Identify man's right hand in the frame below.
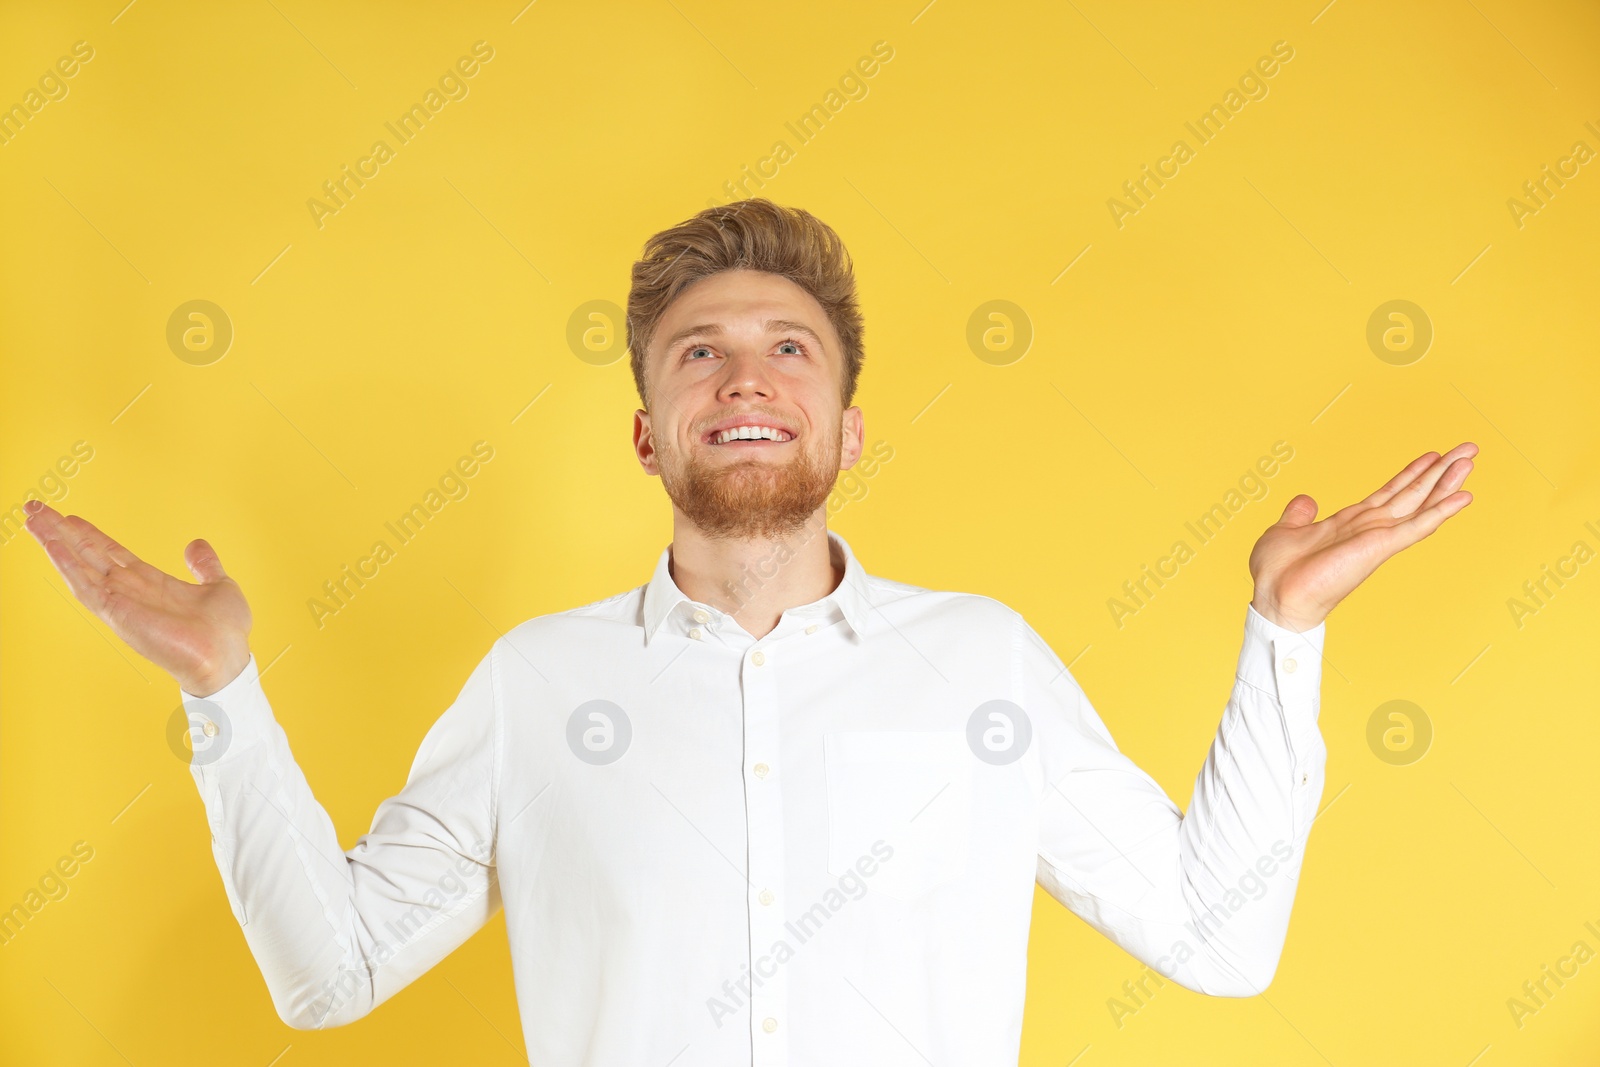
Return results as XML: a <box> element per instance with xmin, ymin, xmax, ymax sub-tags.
<box><xmin>23</xmin><ymin>500</ymin><xmax>252</xmax><ymax>697</ymax></box>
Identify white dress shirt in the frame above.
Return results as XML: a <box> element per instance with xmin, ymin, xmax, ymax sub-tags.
<box><xmin>180</xmin><ymin>528</ymin><xmax>1327</xmax><ymax>1065</ymax></box>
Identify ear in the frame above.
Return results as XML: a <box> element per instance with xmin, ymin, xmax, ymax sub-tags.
<box><xmin>838</xmin><ymin>404</ymin><xmax>865</xmax><ymax>470</ymax></box>
<box><xmin>633</xmin><ymin>408</ymin><xmax>661</xmax><ymax>476</ymax></box>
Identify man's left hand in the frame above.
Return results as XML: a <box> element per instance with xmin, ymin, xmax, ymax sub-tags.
<box><xmin>1248</xmin><ymin>442</ymin><xmax>1478</xmax><ymax>632</ymax></box>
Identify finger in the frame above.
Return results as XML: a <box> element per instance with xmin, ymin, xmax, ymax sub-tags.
<box><xmin>27</xmin><ymin>510</ymin><xmax>112</xmax><ymax>575</ymax></box>
<box><xmin>57</xmin><ymin>514</ymin><xmax>171</xmax><ymax>588</ymax></box>
<box><xmin>28</xmin><ymin>503</ymin><xmax>166</xmax><ymax>592</ymax></box>
<box><xmin>35</xmin><ymin>526</ymin><xmax>112</xmax><ymax>612</ymax></box>
<box><xmin>23</xmin><ymin>503</ymin><xmax>97</xmax><ymax>575</ymax></box>
<box><xmin>1417</xmin><ymin>456</ymin><xmax>1474</xmax><ymax>512</ymax></box>
<box><xmin>184</xmin><ymin>538</ymin><xmax>229</xmax><ymax>584</ymax></box>
<box><xmin>1386</xmin><ymin>443</ymin><xmax>1479</xmax><ymax>518</ymax></box>
<box><xmin>1272</xmin><ymin>493</ymin><xmax>1319</xmax><ymax>529</ymax></box>
<box><xmin>22</xmin><ymin>499</ymin><xmax>67</xmax><ymax>539</ymax></box>
<box><xmin>1392</xmin><ymin>489</ymin><xmax>1473</xmax><ymax>548</ymax></box>
<box><xmin>60</xmin><ymin>514</ymin><xmax>135</xmax><ymax>573</ymax></box>
<box><xmin>1364</xmin><ymin>451</ymin><xmax>1440</xmax><ymax>508</ymax></box>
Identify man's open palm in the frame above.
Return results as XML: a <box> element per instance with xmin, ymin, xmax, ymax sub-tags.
<box><xmin>23</xmin><ymin>501</ymin><xmax>251</xmax><ymax>697</ymax></box>
<box><xmin>1249</xmin><ymin>442</ymin><xmax>1478</xmax><ymax>632</ymax></box>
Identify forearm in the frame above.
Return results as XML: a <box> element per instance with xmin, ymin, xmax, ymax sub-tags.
<box><xmin>1171</xmin><ymin>610</ymin><xmax>1328</xmax><ymax>993</ymax></box>
<box><xmin>1032</xmin><ymin>604</ymin><xmax>1327</xmax><ymax>996</ymax></box>
<box><xmin>184</xmin><ymin>654</ymin><xmax>383</xmax><ymax>1028</ymax></box>
<box><xmin>183</xmin><ymin>644</ymin><xmax>503</xmax><ymax>1028</ymax></box>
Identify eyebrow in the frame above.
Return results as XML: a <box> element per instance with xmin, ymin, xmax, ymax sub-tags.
<box><xmin>661</xmin><ymin>318</ymin><xmax>826</xmax><ymax>354</ymax></box>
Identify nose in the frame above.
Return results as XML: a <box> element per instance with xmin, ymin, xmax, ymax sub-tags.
<box><xmin>716</xmin><ymin>349</ymin><xmax>776</xmax><ymax>402</ymax></box>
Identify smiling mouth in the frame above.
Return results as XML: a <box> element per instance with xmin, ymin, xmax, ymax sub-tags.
<box><xmin>704</xmin><ymin>426</ymin><xmax>797</xmax><ymax>447</ymax></box>
<box><xmin>709</xmin><ymin>437</ymin><xmax>794</xmax><ymax>448</ymax></box>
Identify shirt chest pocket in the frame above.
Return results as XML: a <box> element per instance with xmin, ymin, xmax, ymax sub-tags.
<box><xmin>823</xmin><ymin>731</ymin><xmax>972</xmax><ymax>903</ymax></box>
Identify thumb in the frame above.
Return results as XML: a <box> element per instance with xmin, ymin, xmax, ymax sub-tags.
<box><xmin>1275</xmin><ymin>493</ymin><xmax>1318</xmax><ymax>529</ymax></box>
<box><xmin>184</xmin><ymin>538</ymin><xmax>229</xmax><ymax>584</ymax></box>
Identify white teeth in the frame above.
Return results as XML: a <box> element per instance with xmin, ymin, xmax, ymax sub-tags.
<box><xmin>712</xmin><ymin>425</ymin><xmax>791</xmax><ymax>444</ymax></box>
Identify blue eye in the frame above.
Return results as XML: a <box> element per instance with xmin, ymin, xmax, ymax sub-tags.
<box><xmin>681</xmin><ymin>339</ymin><xmax>807</xmax><ymax>360</ymax></box>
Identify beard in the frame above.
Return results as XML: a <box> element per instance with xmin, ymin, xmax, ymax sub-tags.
<box><xmin>658</xmin><ymin>428</ymin><xmax>840</xmax><ymax>542</ymax></box>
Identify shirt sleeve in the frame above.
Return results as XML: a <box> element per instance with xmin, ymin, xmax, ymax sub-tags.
<box><xmin>179</xmin><ymin>641</ymin><xmax>503</xmax><ymax>1029</ymax></box>
<box><xmin>1029</xmin><ymin>603</ymin><xmax>1327</xmax><ymax>996</ymax></box>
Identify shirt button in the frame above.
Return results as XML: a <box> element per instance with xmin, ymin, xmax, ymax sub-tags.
<box><xmin>759</xmin><ymin>889</ymin><xmax>775</xmax><ymax>905</ymax></box>
<box><xmin>1300</xmin><ymin>772</ymin><xmax>1309</xmax><ymax>785</ymax></box>
<box><xmin>751</xmin><ymin>650</ymin><xmax>766</xmax><ymax>667</ymax></box>
<box><xmin>202</xmin><ymin>720</ymin><xmax>219</xmax><ymax>737</ymax></box>
<box><xmin>753</xmin><ymin>762</ymin><xmax>769</xmax><ymax>778</ymax></box>
<box><xmin>692</xmin><ymin>609</ymin><xmax>710</xmax><ymax>624</ymax></box>
<box><xmin>762</xmin><ymin>1017</ymin><xmax>778</xmax><ymax>1033</ymax></box>
<box><xmin>1283</xmin><ymin>657</ymin><xmax>1298</xmax><ymax>673</ymax></box>
<box><xmin>689</xmin><ymin>628</ymin><xmax>702</xmax><ymax>640</ymax></box>
<box><xmin>805</xmin><ymin>624</ymin><xmax>818</xmax><ymax>635</ymax></box>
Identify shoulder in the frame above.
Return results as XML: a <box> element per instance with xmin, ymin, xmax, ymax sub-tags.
<box><xmin>495</xmin><ymin>584</ymin><xmax>646</xmax><ymax>654</ymax></box>
<box><xmin>862</xmin><ymin>571</ymin><xmax>1025</xmax><ymax>635</ymax></box>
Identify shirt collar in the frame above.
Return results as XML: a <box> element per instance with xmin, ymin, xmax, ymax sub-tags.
<box><xmin>641</xmin><ymin>528</ymin><xmax>875</xmax><ymax>645</ymax></box>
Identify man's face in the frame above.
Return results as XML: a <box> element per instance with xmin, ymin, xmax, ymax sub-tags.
<box><xmin>633</xmin><ymin>269</ymin><xmax>863</xmax><ymax>541</ymax></box>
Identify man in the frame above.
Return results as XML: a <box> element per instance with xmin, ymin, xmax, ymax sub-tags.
<box><xmin>25</xmin><ymin>198</ymin><xmax>1476</xmax><ymax>1064</ymax></box>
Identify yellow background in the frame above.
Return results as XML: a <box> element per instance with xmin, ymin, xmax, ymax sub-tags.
<box><xmin>2</xmin><ymin>0</ymin><xmax>1597</xmax><ymax>1063</ymax></box>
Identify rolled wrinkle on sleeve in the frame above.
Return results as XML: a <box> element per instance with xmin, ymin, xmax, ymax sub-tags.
<box><xmin>181</xmin><ymin>642</ymin><xmax>503</xmax><ymax>1028</ymax></box>
<box><xmin>1028</xmin><ymin>605</ymin><xmax>1327</xmax><ymax>996</ymax></box>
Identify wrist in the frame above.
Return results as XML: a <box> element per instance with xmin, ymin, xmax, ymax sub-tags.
<box><xmin>1249</xmin><ymin>595</ymin><xmax>1323</xmax><ymax>633</ymax></box>
<box><xmin>180</xmin><ymin>648</ymin><xmax>251</xmax><ymax>698</ymax></box>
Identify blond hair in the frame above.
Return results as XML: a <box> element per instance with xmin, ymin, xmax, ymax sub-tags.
<box><xmin>626</xmin><ymin>198</ymin><xmax>864</xmax><ymax>409</ymax></box>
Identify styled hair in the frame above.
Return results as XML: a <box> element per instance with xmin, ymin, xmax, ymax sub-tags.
<box><xmin>626</xmin><ymin>198</ymin><xmax>864</xmax><ymax>411</ymax></box>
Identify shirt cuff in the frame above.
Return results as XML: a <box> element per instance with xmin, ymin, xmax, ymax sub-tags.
<box><xmin>1236</xmin><ymin>602</ymin><xmax>1326</xmax><ymax>710</ymax></box>
<box><xmin>178</xmin><ymin>653</ymin><xmax>276</xmax><ymax>767</ymax></box>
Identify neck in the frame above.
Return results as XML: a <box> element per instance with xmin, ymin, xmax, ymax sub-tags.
<box><xmin>666</xmin><ymin>507</ymin><xmax>840</xmax><ymax>640</ymax></box>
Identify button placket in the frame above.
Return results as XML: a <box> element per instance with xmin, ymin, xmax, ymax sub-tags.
<box><xmin>742</xmin><ymin>643</ymin><xmax>787</xmax><ymax>1063</ymax></box>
